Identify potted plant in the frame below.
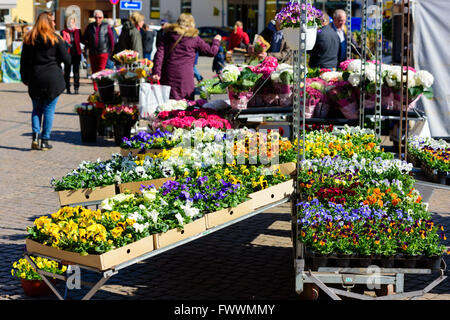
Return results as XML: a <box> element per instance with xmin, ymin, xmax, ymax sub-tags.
<box><xmin>100</xmin><ymin>104</ymin><xmax>139</xmax><ymax>145</ymax></box>
<box><xmin>219</xmin><ymin>65</ymin><xmax>263</xmax><ymax>110</ymax></box>
<box><xmin>74</xmin><ymin>102</ymin><xmax>104</xmax><ymax>143</ymax></box>
<box><xmin>115</xmin><ymin>67</ymin><xmax>146</xmax><ymax>102</ymax></box>
<box><xmin>271</xmin><ymin>63</ymin><xmax>294</xmax><ymax>107</ymax></box>
<box><xmin>91</xmin><ymin>69</ymin><xmax>116</xmax><ymax>103</ymax></box>
<box><xmin>275</xmin><ymin>1</ymin><xmax>324</xmax><ymax>50</ymax></box>
<box><xmin>11</xmin><ymin>256</ymin><xmax>67</xmax><ymax>297</ymax></box>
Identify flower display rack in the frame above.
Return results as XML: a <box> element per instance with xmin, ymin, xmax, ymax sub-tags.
<box><xmin>294</xmin><ymin>241</ymin><xmax>447</xmax><ymax>301</ymax></box>
<box><xmin>23</xmin><ymin>197</ymin><xmax>290</xmax><ymax>300</ymax></box>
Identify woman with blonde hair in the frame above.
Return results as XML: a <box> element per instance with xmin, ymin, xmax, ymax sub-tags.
<box><xmin>20</xmin><ymin>11</ymin><xmax>71</xmax><ymax>150</ymax></box>
<box><xmin>152</xmin><ymin>13</ymin><xmax>222</xmax><ymax>100</ymax></box>
<box><xmin>115</xmin><ymin>11</ymin><xmax>144</xmax><ymax>57</ymax></box>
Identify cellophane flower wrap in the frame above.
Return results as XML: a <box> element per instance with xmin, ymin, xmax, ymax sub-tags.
<box><xmin>113</xmin><ymin>49</ymin><xmax>139</xmax><ymax>65</ymax></box>
<box><xmin>275</xmin><ymin>2</ymin><xmax>324</xmax><ymax>29</ymax></box>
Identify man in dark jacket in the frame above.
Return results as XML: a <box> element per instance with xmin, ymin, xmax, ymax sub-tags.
<box><xmin>258</xmin><ymin>20</ymin><xmax>292</xmax><ymax>63</ymax></box>
<box><xmin>309</xmin><ymin>13</ymin><xmax>340</xmax><ymax>70</ymax></box>
<box><xmin>141</xmin><ymin>24</ymin><xmax>156</xmax><ymax>60</ymax></box>
<box><xmin>82</xmin><ymin>9</ymin><xmax>115</xmax><ymax>90</ymax></box>
<box><xmin>331</xmin><ymin>9</ymin><xmax>361</xmax><ymax>67</ymax></box>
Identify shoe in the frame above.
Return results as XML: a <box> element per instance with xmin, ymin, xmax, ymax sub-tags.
<box><xmin>66</xmin><ymin>88</ymin><xmax>72</xmax><ymax>94</ymax></box>
<box><xmin>40</xmin><ymin>139</ymin><xmax>53</xmax><ymax>151</ymax></box>
<box><xmin>31</xmin><ymin>133</ymin><xmax>40</xmax><ymax>150</ymax></box>
<box><xmin>74</xmin><ymin>88</ymin><xmax>79</xmax><ymax>94</ymax></box>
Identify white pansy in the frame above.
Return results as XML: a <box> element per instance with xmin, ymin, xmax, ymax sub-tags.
<box><xmin>148</xmin><ymin>210</ymin><xmax>159</xmax><ymax>223</ymax></box>
<box><xmin>142</xmin><ymin>187</ymin><xmax>158</xmax><ymax>202</ymax></box>
<box><xmin>175</xmin><ymin>213</ymin><xmax>185</xmax><ymax>226</ymax></box>
<box><xmin>181</xmin><ymin>201</ymin><xmax>200</xmax><ymax>218</ymax></box>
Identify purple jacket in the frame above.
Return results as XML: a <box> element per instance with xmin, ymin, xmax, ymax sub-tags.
<box><xmin>153</xmin><ymin>24</ymin><xmax>220</xmax><ymax>100</ymax></box>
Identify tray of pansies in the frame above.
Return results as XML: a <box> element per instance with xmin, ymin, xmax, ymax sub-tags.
<box><xmin>408</xmin><ymin>136</ymin><xmax>449</xmax><ymax>185</ymax></box>
<box><xmin>119</xmin><ymin>129</ymin><xmax>181</xmax><ymax>157</ymax></box>
<box><xmin>295</xmin><ymin>136</ymin><xmax>449</xmax><ymax>270</ymax></box>
<box><xmin>51</xmin><ymin>154</ymin><xmax>176</xmax><ymax>206</ymax></box>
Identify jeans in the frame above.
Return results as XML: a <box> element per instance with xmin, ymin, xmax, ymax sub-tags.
<box><xmin>194</xmin><ymin>65</ymin><xmax>203</xmax><ymax>82</ymax></box>
<box><xmin>31</xmin><ymin>96</ymin><xmax>59</xmax><ymax>140</ymax></box>
<box><xmin>64</xmin><ymin>54</ymin><xmax>81</xmax><ymax>90</ymax></box>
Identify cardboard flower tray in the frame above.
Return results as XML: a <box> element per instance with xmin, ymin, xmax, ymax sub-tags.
<box><xmin>26</xmin><ymin>236</ymin><xmax>154</xmax><ymax>271</ymax></box>
<box><xmin>249</xmin><ymin>179</ymin><xmax>294</xmax><ymax>209</ymax></box>
<box><xmin>118</xmin><ymin>177</ymin><xmax>175</xmax><ymax>194</ymax></box>
<box><xmin>57</xmin><ymin>184</ymin><xmax>117</xmax><ymax>206</ymax></box>
<box><xmin>204</xmin><ymin>199</ymin><xmax>254</xmax><ymax>229</ymax></box>
<box><xmin>153</xmin><ymin>217</ymin><xmax>207</xmax><ymax>249</ymax></box>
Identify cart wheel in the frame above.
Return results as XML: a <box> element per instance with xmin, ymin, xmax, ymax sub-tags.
<box><xmin>298</xmin><ymin>283</ymin><xmax>319</xmax><ymax>300</ymax></box>
<box><xmin>375</xmin><ymin>284</ymin><xmax>395</xmax><ymax>297</ymax></box>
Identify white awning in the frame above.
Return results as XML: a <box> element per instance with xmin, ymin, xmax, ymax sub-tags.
<box><xmin>0</xmin><ymin>0</ymin><xmax>17</xmax><ymax>9</ymax></box>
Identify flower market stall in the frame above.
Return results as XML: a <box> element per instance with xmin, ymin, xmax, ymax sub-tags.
<box><xmin>17</xmin><ymin>1</ymin><xmax>448</xmax><ymax>301</ymax></box>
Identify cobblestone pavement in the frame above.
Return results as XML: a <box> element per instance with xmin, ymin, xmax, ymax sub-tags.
<box><xmin>0</xmin><ymin>61</ymin><xmax>449</xmax><ymax>301</ymax></box>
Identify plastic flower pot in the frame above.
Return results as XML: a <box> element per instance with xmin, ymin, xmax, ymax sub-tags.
<box><xmin>423</xmin><ymin>256</ymin><xmax>442</xmax><ymax>270</ymax></box>
<box><xmin>21</xmin><ymin>279</ymin><xmax>56</xmax><ymax>297</ymax></box>
<box><xmin>380</xmin><ymin>255</ymin><xmax>395</xmax><ymax>268</ymax></box>
<box><xmin>282</xmin><ymin>26</ymin><xmax>317</xmax><ymax>50</ymax></box>
<box><xmin>312</xmin><ymin>252</ymin><xmax>329</xmax><ymax>269</ymax></box>
<box><xmin>394</xmin><ymin>253</ymin><xmax>406</xmax><ymax>268</ymax></box>
<box><xmin>78</xmin><ymin>114</ymin><xmax>98</xmax><ymax>143</ymax></box>
<box><xmin>401</xmin><ymin>255</ymin><xmax>418</xmax><ymax>268</ymax></box>
<box><xmin>336</xmin><ymin>254</ymin><xmax>352</xmax><ymax>268</ymax></box>
<box><xmin>96</xmin><ymin>79</ymin><xmax>115</xmax><ymax>103</ymax></box>
<box><xmin>113</xmin><ymin>124</ymin><xmax>132</xmax><ymax>146</ymax></box>
<box><xmin>357</xmin><ymin>255</ymin><xmax>372</xmax><ymax>268</ymax></box>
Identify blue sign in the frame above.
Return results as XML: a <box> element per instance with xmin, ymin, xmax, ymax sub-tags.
<box><xmin>120</xmin><ymin>0</ymin><xmax>142</xmax><ymax>11</ymax></box>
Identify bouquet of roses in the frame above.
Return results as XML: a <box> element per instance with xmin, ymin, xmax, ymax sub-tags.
<box><xmin>101</xmin><ymin>104</ymin><xmax>139</xmax><ymax>126</ymax></box>
<box><xmin>275</xmin><ymin>2</ymin><xmax>324</xmax><ymax>29</ymax></box>
<box><xmin>113</xmin><ymin>49</ymin><xmax>139</xmax><ymax>65</ymax></box>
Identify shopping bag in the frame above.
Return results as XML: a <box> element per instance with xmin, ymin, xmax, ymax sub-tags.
<box><xmin>139</xmin><ymin>81</ymin><xmax>171</xmax><ymax>119</ymax></box>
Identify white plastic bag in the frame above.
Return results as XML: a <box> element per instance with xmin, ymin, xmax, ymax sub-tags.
<box><xmin>139</xmin><ymin>82</ymin><xmax>171</xmax><ymax>119</ymax></box>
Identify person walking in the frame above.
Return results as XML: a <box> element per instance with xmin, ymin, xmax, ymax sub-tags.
<box><xmin>228</xmin><ymin>21</ymin><xmax>249</xmax><ymax>51</ymax></box>
<box><xmin>156</xmin><ymin>19</ymin><xmax>168</xmax><ymax>46</ymax></box>
<box><xmin>106</xmin><ymin>18</ymin><xmax>119</xmax><ymax>69</ymax></box>
<box><xmin>308</xmin><ymin>13</ymin><xmax>340</xmax><ymax>70</ymax></box>
<box><xmin>82</xmin><ymin>9</ymin><xmax>115</xmax><ymax>90</ymax></box>
<box><xmin>152</xmin><ymin>13</ymin><xmax>221</xmax><ymax>100</ymax></box>
<box><xmin>141</xmin><ymin>23</ymin><xmax>156</xmax><ymax>60</ymax></box>
<box><xmin>20</xmin><ymin>12</ymin><xmax>71</xmax><ymax>150</ymax></box>
<box><xmin>61</xmin><ymin>14</ymin><xmax>82</xmax><ymax>94</ymax></box>
<box><xmin>115</xmin><ymin>11</ymin><xmax>144</xmax><ymax>58</ymax></box>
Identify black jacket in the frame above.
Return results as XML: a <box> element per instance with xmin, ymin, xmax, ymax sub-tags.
<box><xmin>83</xmin><ymin>22</ymin><xmax>114</xmax><ymax>55</ymax></box>
<box><xmin>114</xmin><ymin>20</ymin><xmax>143</xmax><ymax>57</ymax></box>
<box><xmin>20</xmin><ymin>35</ymin><xmax>71</xmax><ymax>101</ymax></box>
<box><xmin>142</xmin><ymin>29</ymin><xmax>156</xmax><ymax>54</ymax></box>
<box><xmin>308</xmin><ymin>24</ymin><xmax>340</xmax><ymax>70</ymax></box>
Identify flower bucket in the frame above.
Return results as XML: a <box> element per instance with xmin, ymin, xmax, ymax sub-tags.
<box><xmin>338</xmin><ymin>100</ymin><xmax>359</xmax><ymax>119</ymax></box>
<box><xmin>21</xmin><ymin>279</ymin><xmax>56</xmax><ymax>297</ymax></box>
<box><xmin>113</xmin><ymin>124</ymin><xmax>132</xmax><ymax>146</ymax></box>
<box><xmin>282</xmin><ymin>26</ymin><xmax>317</xmax><ymax>50</ymax></box>
<box><xmin>382</xmin><ymin>91</ymin><xmax>394</xmax><ymax>110</ymax></box>
<box><xmin>364</xmin><ymin>93</ymin><xmax>376</xmax><ymax>110</ymax></box>
<box><xmin>262</xmin><ymin>93</ymin><xmax>279</xmax><ymax>107</ymax></box>
<box><xmin>78</xmin><ymin>114</ymin><xmax>98</xmax><ymax>143</ymax></box>
<box><xmin>227</xmin><ymin>88</ymin><xmax>253</xmax><ymax>110</ymax></box>
<box><xmin>119</xmin><ymin>80</ymin><xmax>140</xmax><ymax>102</ymax></box>
<box><xmin>96</xmin><ymin>79</ymin><xmax>115</xmax><ymax>103</ymax></box>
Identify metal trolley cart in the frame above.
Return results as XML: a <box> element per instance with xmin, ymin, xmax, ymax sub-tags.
<box><xmin>290</xmin><ymin>0</ymin><xmax>448</xmax><ymax>300</ymax></box>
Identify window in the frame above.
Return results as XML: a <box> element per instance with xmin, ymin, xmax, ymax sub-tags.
<box><xmin>150</xmin><ymin>0</ymin><xmax>160</xmax><ymax>19</ymax></box>
<box><xmin>265</xmin><ymin>0</ymin><xmax>290</xmax><ymax>26</ymax></box>
<box><xmin>181</xmin><ymin>0</ymin><xmax>191</xmax><ymax>14</ymax></box>
<box><xmin>0</xmin><ymin>9</ymin><xmax>10</xmax><ymax>23</ymax></box>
